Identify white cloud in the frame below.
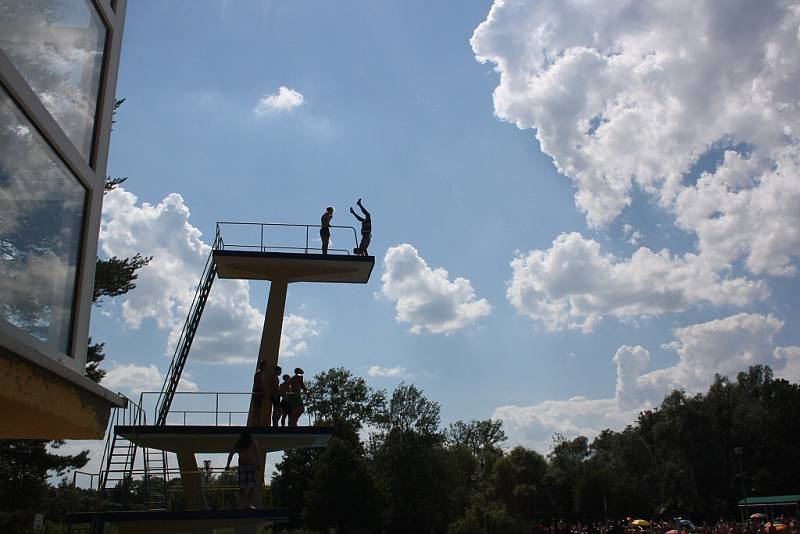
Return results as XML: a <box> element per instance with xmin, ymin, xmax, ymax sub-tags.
<box><xmin>506</xmin><ymin>232</ymin><xmax>768</xmax><ymax>332</ymax></box>
<box><xmin>472</xmin><ymin>0</ymin><xmax>800</xmax><ymax>273</ymax></box>
<box><xmin>254</xmin><ymin>86</ymin><xmax>305</xmax><ymax>115</ymax></box>
<box><xmin>675</xmin><ymin>148</ymin><xmax>800</xmax><ymax>276</ymax></box>
<box><xmin>280</xmin><ymin>314</ymin><xmax>319</xmax><ymax>357</ymax></box>
<box><xmin>622</xmin><ymin>224</ymin><xmax>643</xmax><ymax>246</ymax></box>
<box><xmin>100</xmin><ymin>188</ymin><xmax>319</xmax><ymax>365</ymax></box>
<box><xmin>367</xmin><ymin>365</ymin><xmax>408</xmax><ymax>378</ymax></box>
<box><xmin>496</xmin><ymin>313</ymin><xmax>800</xmax><ymax>451</ymax></box>
<box><xmin>381</xmin><ymin>244</ymin><xmax>491</xmax><ymax>334</ymax></box>
<box><xmin>103</xmin><ymin>363</ymin><xmax>198</xmax><ymax>395</ymax></box>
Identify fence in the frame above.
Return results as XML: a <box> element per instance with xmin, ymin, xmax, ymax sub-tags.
<box><xmin>215</xmin><ymin>221</ymin><xmax>360</xmax><ymax>255</ymax></box>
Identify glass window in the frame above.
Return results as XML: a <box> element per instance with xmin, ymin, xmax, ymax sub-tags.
<box><xmin>0</xmin><ymin>86</ymin><xmax>86</xmax><ymax>355</ymax></box>
<box><xmin>0</xmin><ymin>0</ymin><xmax>107</xmax><ymax>161</ymax></box>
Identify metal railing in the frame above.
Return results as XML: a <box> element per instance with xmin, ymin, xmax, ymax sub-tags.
<box><xmin>141</xmin><ymin>391</ymin><xmax>316</xmax><ymax>427</ymax></box>
<box><xmin>215</xmin><ymin>221</ymin><xmax>359</xmax><ymax>255</ymax></box>
<box><xmin>97</xmin><ymin>395</ymin><xmax>146</xmax><ymax>487</ymax></box>
<box><xmin>71</xmin><ymin>465</ymin><xmax>250</xmax><ymax>513</ymax></box>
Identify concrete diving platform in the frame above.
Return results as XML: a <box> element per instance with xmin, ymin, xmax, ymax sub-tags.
<box><xmin>116</xmin><ymin>425</ymin><xmax>333</xmax><ymax>453</ymax></box>
<box><xmin>213</xmin><ymin>249</ymin><xmax>374</xmax><ymax>283</ymax></box>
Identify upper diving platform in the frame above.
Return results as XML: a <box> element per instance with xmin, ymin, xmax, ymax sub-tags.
<box><xmin>213</xmin><ymin>222</ymin><xmax>374</xmax><ymax>283</ymax></box>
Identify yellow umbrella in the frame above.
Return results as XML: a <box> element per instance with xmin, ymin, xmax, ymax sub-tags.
<box><xmin>632</xmin><ymin>520</ymin><xmax>651</xmax><ymax>527</ymax></box>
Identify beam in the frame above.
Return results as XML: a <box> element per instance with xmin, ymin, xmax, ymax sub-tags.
<box><xmin>248</xmin><ymin>279</ymin><xmax>288</xmax><ymax>427</ymax></box>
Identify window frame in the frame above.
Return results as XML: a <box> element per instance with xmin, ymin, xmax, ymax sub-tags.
<box><xmin>0</xmin><ymin>0</ymin><xmax>127</xmax><ymax>376</ymax></box>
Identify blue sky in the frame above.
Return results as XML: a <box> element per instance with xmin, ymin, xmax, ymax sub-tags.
<box><xmin>79</xmin><ymin>0</ymin><xmax>800</xmax><ymax>463</ymax></box>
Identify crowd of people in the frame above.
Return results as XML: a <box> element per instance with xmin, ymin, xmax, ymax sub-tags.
<box><xmin>537</xmin><ymin>518</ymin><xmax>799</xmax><ymax>534</ymax></box>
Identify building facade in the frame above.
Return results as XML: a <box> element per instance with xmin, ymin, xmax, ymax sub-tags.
<box><xmin>0</xmin><ymin>0</ymin><xmax>128</xmax><ymax>438</ymax></box>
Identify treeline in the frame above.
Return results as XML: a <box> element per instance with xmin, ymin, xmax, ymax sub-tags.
<box><xmin>267</xmin><ymin>365</ymin><xmax>800</xmax><ymax>533</ymax></box>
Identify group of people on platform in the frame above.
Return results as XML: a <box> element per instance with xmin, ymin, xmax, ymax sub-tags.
<box><xmin>229</xmin><ymin>364</ymin><xmax>308</xmax><ymax>508</ymax></box>
<box><xmin>320</xmin><ymin>197</ymin><xmax>371</xmax><ymax>255</ymax></box>
<box><xmin>250</xmin><ymin>362</ymin><xmax>308</xmax><ymax>428</ymax></box>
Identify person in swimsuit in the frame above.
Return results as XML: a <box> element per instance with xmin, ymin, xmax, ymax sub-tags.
<box><xmin>270</xmin><ymin>365</ymin><xmax>282</xmax><ymax>427</ymax></box>
<box><xmin>349</xmin><ymin>198</ymin><xmax>371</xmax><ymax>255</ymax></box>
<box><xmin>320</xmin><ymin>206</ymin><xmax>334</xmax><ymax>254</ymax></box>
<box><xmin>288</xmin><ymin>367</ymin><xmax>308</xmax><ymax>427</ymax></box>
<box><xmin>278</xmin><ymin>373</ymin><xmax>292</xmax><ymax>427</ymax></box>
<box><xmin>226</xmin><ymin>429</ymin><xmax>261</xmax><ymax>509</ymax></box>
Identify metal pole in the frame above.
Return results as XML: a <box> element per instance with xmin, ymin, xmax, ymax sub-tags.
<box><xmin>215</xmin><ymin>393</ymin><xmax>219</xmax><ymax>426</ymax></box>
<box><xmin>260</xmin><ymin>224</ymin><xmax>264</xmax><ymax>252</ymax></box>
<box><xmin>305</xmin><ymin>226</ymin><xmax>309</xmax><ymax>254</ymax></box>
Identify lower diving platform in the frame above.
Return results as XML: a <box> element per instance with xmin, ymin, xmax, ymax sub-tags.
<box><xmin>116</xmin><ymin>424</ymin><xmax>333</xmax><ymax>453</ymax></box>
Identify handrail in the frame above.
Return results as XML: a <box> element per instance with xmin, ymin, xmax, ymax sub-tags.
<box><xmin>138</xmin><ymin>391</ymin><xmax>316</xmax><ymax>427</ymax></box>
<box><xmin>154</xmin><ymin>233</ymin><xmax>220</xmax><ymax>425</ymax></box>
<box><xmin>215</xmin><ymin>221</ymin><xmax>359</xmax><ymax>255</ymax></box>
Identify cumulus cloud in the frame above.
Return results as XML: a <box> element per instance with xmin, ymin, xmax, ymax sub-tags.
<box><xmin>100</xmin><ymin>188</ymin><xmax>319</xmax><ymax>364</ymax></box>
<box><xmin>507</xmin><ymin>232</ymin><xmax>768</xmax><ymax>332</ymax></box>
<box><xmin>103</xmin><ymin>363</ymin><xmax>198</xmax><ymax>395</ymax></box>
<box><xmin>675</xmin><ymin>148</ymin><xmax>800</xmax><ymax>276</ymax></box>
<box><xmin>254</xmin><ymin>86</ymin><xmax>305</xmax><ymax>115</ymax></box>
<box><xmin>381</xmin><ymin>244</ymin><xmax>491</xmax><ymax>334</ymax></box>
<box><xmin>472</xmin><ymin>0</ymin><xmax>800</xmax><ymax>273</ymax></box>
<box><xmin>367</xmin><ymin>366</ymin><xmax>408</xmax><ymax>378</ymax></box>
<box><xmin>496</xmin><ymin>313</ymin><xmax>800</xmax><ymax>451</ymax></box>
<box><xmin>280</xmin><ymin>314</ymin><xmax>319</xmax><ymax>357</ymax></box>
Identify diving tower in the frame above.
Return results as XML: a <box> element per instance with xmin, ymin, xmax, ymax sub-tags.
<box><xmin>72</xmin><ymin>221</ymin><xmax>374</xmax><ymax>534</ymax></box>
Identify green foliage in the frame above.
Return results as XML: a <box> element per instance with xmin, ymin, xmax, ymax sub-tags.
<box><xmin>0</xmin><ymin>441</ymin><xmax>87</xmax><ymax>532</ymax></box>
<box><xmin>85</xmin><ymin>338</ymin><xmax>107</xmax><ymax>383</ymax></box>
<box><xmin>381</xmin><ymin>381</ymin><xmax>442</xmax><ymax>439</ymax></box>
<box><xmin>447</xmin><ymin>418</ymin><xmax>507</xmax><ymax>456</ymax></box>
<box><xmin>491</xmin><ymin>446</ymin><xmax>549</xmax><ymax>521</ymax></box>
<box><xmin>92</xmin><ymin>253</ymin><xmax>152</xmax><ymax>305</ymax></box>
<box><xmin>303</xmin><ymin>435</ymin><xmax>382</xmax><ymax>532</ymax></box>
<box><xmin>305</xmin><ymin>367</ymin><xmax>386</xmax><ymax>430</ymax></box>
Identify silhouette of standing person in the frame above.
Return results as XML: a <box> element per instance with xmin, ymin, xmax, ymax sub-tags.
<box><xmin>225</xmin><ymin>429</ymin><xmax>261</xmax><ymax>509</ymax></box>
<box><xmin>278</xmin><ymin>373</ymin><xmax>292</xmax><ymax>427</ymax></box>
<box><xmin>320</xmin><ymin>206</ymin><xmax>334</xmax><ymax>254</ymax></box>
<box><xmin>349</xmin><ymin>198</ymin><xmax>371</xmax><ymax>255</ymax></box>
<box><xmin>288</xmin><ymin>367</ymin><xmax>308</xmax><ymax>427</ymax></box>
<box><xmin>269</xmin><ymin>365</ymin><xmax>282</xmax><ymax>427</ymax></box>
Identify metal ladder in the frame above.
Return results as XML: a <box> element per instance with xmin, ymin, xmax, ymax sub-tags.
<box><xmin>143</xmin><ymin>448</ymin><xmax>169</xmax><ymax>510</ymax></box>
<box><xmin>98</xmin><ymin>398</ymin><xmax>145</xmax><ymax>505</ymax></box>
<box><xmin>155</xmin><ymin>246</ymin><xmax>217</xmax><ymax>425</ymax></box>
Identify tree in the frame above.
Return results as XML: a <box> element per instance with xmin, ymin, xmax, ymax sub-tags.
<box><xmin>304</xmin><ymin>434</ymin><xmax>383</xmax><ymax>532</ymax></box>
<box><xmin>492</xmin><ymin>446</ymin><xmax>549</xmax><ymax>522</ymax></box>
<box><xmin>381</xmin><ymin>382</ymin><xmax>442</xmax><ymax>439</ymax></box>
<box><xmin>305</xmin><ymin>367</ymin><xmax>386</xmax><ymax>430</ymax></box>
<box><xmin>0</xmin><ymin>441</ymin><xmax>88</xmax><ymax>531</ymax></box>
<box><xmin>448</xmin><ymin>419</ymin><xmax>507</xmax><ymax>456</ymax></box>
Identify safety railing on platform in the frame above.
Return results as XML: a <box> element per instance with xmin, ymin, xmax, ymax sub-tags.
<box><xmin>141</xmin><ymin>390</ymin><xmax>317</xmax><ymax>427</ymax></box>
<box><xmin>215</xmin><ymin>221</ymin><xmax>359</xmax><ymax>255</ymax></box>
<box><xmin>71</xmin><ymin>465</ymin><xmax>250</xmax><ymax>513</ymax></box>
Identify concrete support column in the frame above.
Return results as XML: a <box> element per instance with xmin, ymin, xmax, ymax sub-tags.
<box><xmin>248</xmin><ymin>278</ymin><xmax>288</xmax><ymax>427</ymax></box>
<box><xmin>176</xmin><ymin>451</ymin><xmax>208</xmax><ymax>512</ymax></box>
